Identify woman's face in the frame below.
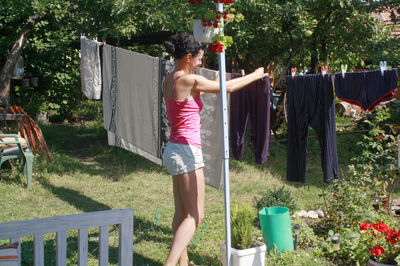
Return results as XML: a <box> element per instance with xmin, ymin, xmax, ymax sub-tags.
<box><xmin>188</xmin><ymin>49</ymin><xmax>204</xmax><ymax>71</ymax></box>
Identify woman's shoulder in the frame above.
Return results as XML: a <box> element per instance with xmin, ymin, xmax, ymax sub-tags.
<box><xmin>179</xmin><ymin>73</ymin><xmax>208</xmax><ymax>83</ymax></box>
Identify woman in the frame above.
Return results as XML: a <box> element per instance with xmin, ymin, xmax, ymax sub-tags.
<box><xmin>162</xmin><ymin>33</ymin><xmax>268</xmax><ymax>266</ymax></box>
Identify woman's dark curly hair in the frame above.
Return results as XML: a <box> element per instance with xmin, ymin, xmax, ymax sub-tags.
<box><xmin>163</xmin><ymin>33</ymin><xmax>207</xmax><ymax>59</ymax></box>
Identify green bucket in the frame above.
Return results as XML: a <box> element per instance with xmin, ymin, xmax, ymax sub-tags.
<box><xmin>258</xmin><ymin>206</ymin><xmax>294</xmax><ymax>253</ymax></box>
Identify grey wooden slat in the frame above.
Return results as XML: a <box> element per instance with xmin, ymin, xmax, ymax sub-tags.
<box><xmin>0</xmin><ymin>209</ymin><xmax>131</xmax><ymax>239</ymax></box>
<box><xmin>78</xmin><ymin>228</ymin><xmax>88</xmax><ymax>266</ymax></box>
<box><xmin>10</xmin><ymin>237</ymin><xmax>21</xmax><ymax>266</ymax></box>
<box><xmin>56</xmin><ymin>231</ymin><xmax>67</xmax><ymax>266</ymax></box>
<box><xmin>34</xmin><ymin>234</ymin><xmax>44</xmax><ymax>266</ymax></box>
<box><xmin>0</xmin><ymin>209</ymin><xmax>134</xmax><ymax>266</ymax></box>
<box><xmin>98</xmin><ymin>225</ymin><xmax>109</xmax><ymax>266</ymax></box>
<box><xmin>118</xmin><ymin>209</ymin><xmax>133</xmax><ymax>266</ymax></box>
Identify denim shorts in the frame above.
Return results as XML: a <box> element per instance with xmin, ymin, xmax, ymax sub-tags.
<box><xmin>163</xmin><ymin>142</ymin><xmax>205</xmax><ymax>176</ymax></box>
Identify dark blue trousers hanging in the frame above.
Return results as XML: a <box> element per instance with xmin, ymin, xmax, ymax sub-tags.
<box><xmin>286</xmin><ymin>74</ymin><xmax>339</xmax><ymax>183</ymax></box>
<box><xmin>334</xmin><ymin>69</ymin><xmax>398</xmax><ymax>111</ymax></box>
<box><xmin>230</xmin><ymin>75</ymin><xmax>271</xmax><ymax>164</ymax></box>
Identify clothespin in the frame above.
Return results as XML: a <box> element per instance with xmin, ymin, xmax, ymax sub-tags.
<box><xmin>102</xmin><ymin>40</ymin><xmax>106</xmax><ymax>45</ymax></box>
<box><xmin>291</xmin><ymin>68</ymin><xmax>297</xmax><ymax>80</ymax></box>
<box><xmin>380</xmin><ymin>61</ymin><xmax>387</xmax><ymax>76</ymax></box>
<box><xmin>321</xmin><ymin>66</ymin><xmax>328</xmax><ymax>78</ymax></box>
<box><xmin>341</xmin><ymin>64</ymin><xmax>347</xmax><ymax>78</ymax></box>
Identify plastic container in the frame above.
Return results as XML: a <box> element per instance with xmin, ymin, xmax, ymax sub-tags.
<box><xmin>220</xmin><ymin>240</ymin><xmax>266</xmax><ymax>266</ymax></box>
<box><xmin>259</xmin><ymin>206</ymin><xmax>294</xmax><ymax>253</ymax></box>
<box><xmin>192</xmin><ymin>19</ymin><xmax>219</xmax><ymax>43</ymax></box>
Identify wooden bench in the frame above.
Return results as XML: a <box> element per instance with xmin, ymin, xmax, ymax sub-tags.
<box><xmin>0</xmin><ymin>208</ymin><xmax>134</xmax><ymax>266</ymax></box>
<box><xmin>0</xmin><ymin>133</ymin><xmax>34</xmax><ymax>188</ymax></box>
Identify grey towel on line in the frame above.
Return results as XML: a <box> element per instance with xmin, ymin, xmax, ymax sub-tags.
<box><xmin>102</xmin><ymin>45</ymin><xmax>227</xmax><ymax>189</ymax></box>
<box><xmin>103</xmin><ymin>45</ymin><xmax>162</xmax><ymax>165</ymax></box>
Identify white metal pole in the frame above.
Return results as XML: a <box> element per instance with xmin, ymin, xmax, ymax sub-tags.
<box><xmin>216</xmin><ymin>3</ymin><xmax>231</xmax><ymax>266</ymax></box>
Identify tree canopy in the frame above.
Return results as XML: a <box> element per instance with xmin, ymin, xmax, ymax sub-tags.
<box><xmin>0</xmin><ymin>0</ymin><xmax>399</xmax><ymax>118</ymax></box>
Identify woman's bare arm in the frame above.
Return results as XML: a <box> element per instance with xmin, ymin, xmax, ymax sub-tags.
<box><xmin>186</xmin><ymin>67</ymin><xmax>268</xmax><ymax>94</ymax></box>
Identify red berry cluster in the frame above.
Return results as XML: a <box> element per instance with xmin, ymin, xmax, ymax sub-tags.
<box><xmin>201</xmin><ymin>18</ymin><xmax>219</xmax><ymax>28</ymax></box>
<box><xmin>188</xmin><ymin>0</ymin><xmax>202</xmax><ymax>4</ymax></box>
<box><xmin>209</xmin><ymin>41</ymin><xmax>224</xmax><ymax>53</ymax></box>
<box><xmin>213</xmin><ymin>0</ymin><xmax>234</xmax><ymax>3</ymax></box>
<box><xmin>216</xmin><ymin>11</ymin><xmax>228</xmax><ymax>20</ymax></box>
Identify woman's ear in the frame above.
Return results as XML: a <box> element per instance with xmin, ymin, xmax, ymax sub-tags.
<box><xmin>186</xmin><ymin>54</ymin><xmax>193</xmax><ymax>62</ymax></box>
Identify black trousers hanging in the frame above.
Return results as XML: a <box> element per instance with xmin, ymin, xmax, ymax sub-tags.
<box><xmin>230</xmin><ymin>75</ymin><xmax>271</xmax><ymax>164</ymax></box>
<box><xmin>286</xmin><ymin>74</ymin><xmax>339</xmax><ymax>183</ymax></box>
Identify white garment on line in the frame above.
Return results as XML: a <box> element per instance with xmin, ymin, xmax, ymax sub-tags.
<box><xmin>80</xmin><ymin>36</ymin><xmax>102</xmax><ymax>100</ymax></box>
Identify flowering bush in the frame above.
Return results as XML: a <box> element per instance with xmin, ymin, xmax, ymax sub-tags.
<box><xmin>359</xmin><ymin>222</ymin><xmax>400</xmax><ymax>264</ymax></box>
<box><xmin>188</xmin><ymin>0</ymin><xmax>243</xmax><ymax>53</ymax></box>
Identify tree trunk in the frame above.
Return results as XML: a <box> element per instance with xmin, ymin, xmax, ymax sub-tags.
<box><xmin>0</xmin><ymin>14</ymin><xmax>42</xmax><ymax>113</ymax></box>
<box><xmin>310</xmin><ymin>36</ymin><xmax>318</xmax><ymax>74</ymax></box>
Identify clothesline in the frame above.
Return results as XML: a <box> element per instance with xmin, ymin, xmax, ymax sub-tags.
<box><xmin>81</xmin><ymin>36</ymin><xmax>272</xmax><ymax>189</ymax></box>
<box><xmin>288</xmin><ymin>68</ymin><xmax>398</xmax><ymax>112</ymax></box>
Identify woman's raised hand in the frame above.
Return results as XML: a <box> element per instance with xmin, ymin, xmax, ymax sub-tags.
<box><xmin>253</xmin><ymin>67</ymin><xmax>269</xmax><ymax>79</ymax></box>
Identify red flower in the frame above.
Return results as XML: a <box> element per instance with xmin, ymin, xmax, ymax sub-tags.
<box><xmin>370</xmin><ymin>245</ymin><xmax>385</xmax><ymax>257</ymax></box>
<box><xmin>373</xmin><ymin>222</ymin><xmax>390</xmax><ymax>233</ymax></box>
<box><xmin>360</xmin><ymin>222</ymin><xmax>372</xmax><ymax>231</ymax></box>
<box><xmin>208</xmin><ymin>41</ymin><xmax>224</xmax><ymax>53</ymax></box>
<box><xmin>385</xmin><ymin>229</ymin><xmax>400</xmax><ymax>245</ymax></box>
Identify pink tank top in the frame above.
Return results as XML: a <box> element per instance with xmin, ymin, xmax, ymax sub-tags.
<box><xmin>165</xmin><ymin>76</ymin><xmax>203</xmax><ymax>147</ymax></box>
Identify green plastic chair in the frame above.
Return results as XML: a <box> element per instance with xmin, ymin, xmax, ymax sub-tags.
<box><xmin>0</xmin><ymin>134</ymin><xmax>34</xmax><ymax>188</ymax></box>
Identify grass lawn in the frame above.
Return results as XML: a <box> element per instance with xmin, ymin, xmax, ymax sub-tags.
<box><xmin>0</xmin><ymin>114</ymin><xmax>368</xmax><ymax>265</ymax></box>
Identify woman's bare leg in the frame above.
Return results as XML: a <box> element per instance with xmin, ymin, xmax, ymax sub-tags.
<box><xmin>172</xmin><ymin>176</ymin><xmax>189</xmax><ymax>265</ymax></box>
<box><xmin>164</xmin><ymin>168</ymin><xmax>205</xmax><ymax>266</ymax></box>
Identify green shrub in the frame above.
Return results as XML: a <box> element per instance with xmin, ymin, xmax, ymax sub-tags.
<box><xmin>349</xmin><ymin>106</ymin><xmax>400</xmax><ymax>206</ymax></box>
<box><xmin>319</xmin><ymin>177</ymin><xmax>375</xmax><ymax>232</ymax></box>
<box><xmin>266</xmin><ymin>249</ymin><xmax>329</xmax><ymax>266</ymax></box>
<box><xmin>231</xmin><ymin>202</ymin><xmax>255</xmax><ymax>250</ymax></box>
<box><xmin>291</xmin><ymin>217</ymin><xmax>321</xmax><ymax>250</ymax></box>
<box><xmin>255</xmin><ymin>186</ymin><xmax>297</xmax><ymax>214</ymax></box>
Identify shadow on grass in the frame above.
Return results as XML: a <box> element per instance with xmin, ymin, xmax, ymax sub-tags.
<box><xmin>133</xmin><ymin>214</ymin><xmax>217</xmax><ymax>265</ymax></box>
<box><xmin>0</xmin><ymin>167</ymin><xmax>25</xmax><ymax>187</ymax></box>
<box><xmin>187</xmin><ymin>251</ymin><xmax>220</xmax><ymax>265</ymax></box>
<box><xmin>35</xmin><ymin>123</ymin><xmax>167</xmax><ymax>181</ymax></box>
<box><xmin>38</xmin><ymin>178</ymin><xmax>112</xmax><ymax>212</ymax></box>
